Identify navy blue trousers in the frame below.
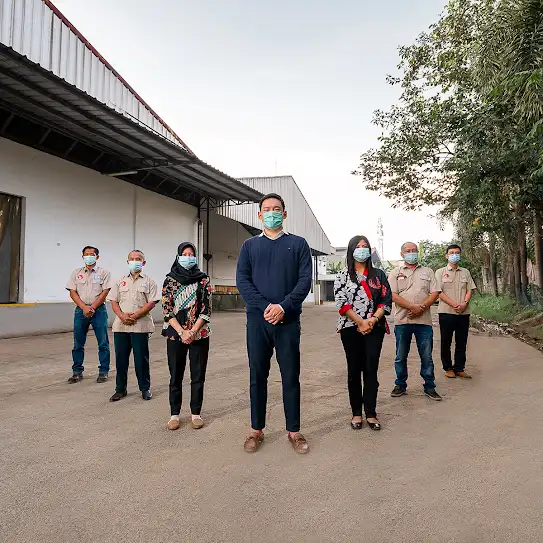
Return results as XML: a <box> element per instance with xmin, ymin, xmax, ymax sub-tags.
<box><xmin>113</xmin><ymin>332</ymin><xmax>151</xmax><ymax>393</ymax></box>
<box><xmin>247</xmin><ymin>316</ymin><xmax>301</xmax><ymax>433</ymax></box>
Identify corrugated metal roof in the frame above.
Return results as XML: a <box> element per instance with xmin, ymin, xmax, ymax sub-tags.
<box><xmin>0</xmin><ymin>42</ymin><xmax>263</xmax><ymax>203</ymax></box>
<box><xmin>217</xmin><ymin>176</ymin><xmax>333</xmax><ymax>255</ymax></box>
<box><xmin>0</xmin><ymin>0</ymin><xmax>192</xmax><ymax>153</ymax></box>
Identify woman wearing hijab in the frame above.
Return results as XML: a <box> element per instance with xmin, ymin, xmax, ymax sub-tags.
<box><xmin>334</xmin><ymin>235</ymin><xmax>392</xmax><ymax>431</ymax></box>
<box><xmin>162</xmin><ymin>242</ymin><xmax>212</xmax><ymax>431</ymax></box>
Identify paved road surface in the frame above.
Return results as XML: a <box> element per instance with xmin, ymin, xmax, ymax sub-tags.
<box><xmin>1</xmin><ymin>305</ymin><xmax>542</xmax><ymax>543</ymax></box>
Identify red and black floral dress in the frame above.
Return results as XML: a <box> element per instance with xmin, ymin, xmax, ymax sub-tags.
<box><xmin>334</xmin><ymin>267</ymin><xmax>392</xmax><ymax>333</ymax></box>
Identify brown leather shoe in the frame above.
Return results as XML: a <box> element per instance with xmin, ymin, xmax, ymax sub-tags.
<box><xmin>445</xmin><ymin>370</ymin><xmax>456</xmax><ymax>378</ymax></box>
<box><xmin>244</xmin><ymin>433</ymin><xmax>264</xmax><ymax>453</ymax></box>
<box><xmin>191</xmin><ymin>417</ymin><xmax>204</xmax><ymax>429</ymax></box>
<box><xmin>167</xmin><ymin>418</ymin><xmax>181</xmax><ymax>431</ymax></box>
<box><xmin>288</xmin><ymin>433</ymin><xmax>309</xmax><ymax>455</ymax></box>
<box><xmin>455</xmin><ymin>371</ymin><xmax>472</xmax><ymax>379</ymax></box>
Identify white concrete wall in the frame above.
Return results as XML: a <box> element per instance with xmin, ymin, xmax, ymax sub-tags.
<box><xmin>202</xmin><ymin>211</ymin><xmax>251</xmax><ymax>287</ymax></box>
<box><xmin>0</xmin><ymin>138</ymin><xmax>198</xmax><ymax>303</ymax></box>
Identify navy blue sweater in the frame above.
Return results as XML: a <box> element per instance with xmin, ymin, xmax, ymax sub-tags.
<box><xmin>236</xmin><ymin>233</ymin><xmax>313</xmax><ymax>320</ymax></box>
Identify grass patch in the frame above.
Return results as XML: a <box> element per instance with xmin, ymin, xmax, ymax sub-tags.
<box><xmin>470</xmin><ymin>294</ymin><xmax>519</xmax><ymax>323</ymax></box>
<box><xmin>470</xmin><ymin>294</ymin><xmax>543</xmax><ymax>323</ymax></box>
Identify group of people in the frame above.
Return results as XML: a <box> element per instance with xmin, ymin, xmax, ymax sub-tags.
<box><xmin>65</xmin><ymin>192</ymin><xmax>475</xmax><ymax>455</ymax></box>
<box><xmin>334</xmin><ymin>237</ymin><xmax>476</xmax><ymax>431</ymax></box>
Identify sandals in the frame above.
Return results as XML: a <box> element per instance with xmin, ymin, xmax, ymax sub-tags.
<box><xmin>288</xmin><ymin>433</ymin><xmax>309</xmax><ymax>454</ymax></box>
<box><xmin>244</xmin><ymin>433</ymin><xmax>264</xmax><ymax>453</ymax></box>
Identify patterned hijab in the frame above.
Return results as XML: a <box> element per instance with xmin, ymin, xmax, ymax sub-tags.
<box><xmin>167</xmin><ymin>242</ymin><xmax>207</xmax><ymax>285</ymax></box>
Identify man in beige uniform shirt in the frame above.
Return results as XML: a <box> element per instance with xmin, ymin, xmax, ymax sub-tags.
<box><xmin>108</xmin><ymin>250</ymin><xmax>160</xmax><ymax>402</ymax></box>
<box><xmin>66</xmin><ymin>246</ymin><xmax>111</xmax><ymax>384</ymax></box>
<box><xmin>388</xmin><ymin>242</ymin><xmax>442</xmax><ymax>401</ymax></box>
<box><xmin>435</xmin><ymin>244</ymin><xmax>477</xmax><ymax>379</ymax></box>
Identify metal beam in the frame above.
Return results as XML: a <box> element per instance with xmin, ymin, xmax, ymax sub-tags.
<box><xmin>0</xmin><ymin>111</ymin><xmax>14</xmax><ymax>133</ymax></box>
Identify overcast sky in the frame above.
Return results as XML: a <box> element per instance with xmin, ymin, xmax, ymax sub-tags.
<box><xmin>56</xmin><ymin>0</ymin><xmax>450</xmax><ymax>259</ymax></box>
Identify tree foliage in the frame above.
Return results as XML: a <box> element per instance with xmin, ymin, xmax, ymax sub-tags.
<box><xmin>354</xmin><ymin>0</ymin><xmax>543</xmax><ymax>302</ymax></box>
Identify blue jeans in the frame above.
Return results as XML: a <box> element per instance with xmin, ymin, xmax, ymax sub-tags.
<box><xmin>394</xmin><ymin>324</ymin><xmax>436</xmax><ymax>392</ymax></box>
<box><xmin>72</xmin><ymin>305</ymin><xmax>110</xmax><ymax>374</ymax></box>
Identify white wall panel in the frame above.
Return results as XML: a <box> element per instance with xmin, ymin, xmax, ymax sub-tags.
<box><xmin>0</xmin><ymin>137</ymin><xmax>198</xmax><ymax>303</ymax></box>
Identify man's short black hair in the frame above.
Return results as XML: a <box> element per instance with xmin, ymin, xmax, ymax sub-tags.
<box><xmin>82</xmin><ymin>245</ymin><xmax>99</xmax><ymax>255</ymax></box>
<box><xmin>446</xmin><ymin>244</ymin><xmax>461</xmax><ymax>254</ymax></box>
<box><xmin>259</xmin><ymin>193</ymin><xmax>285</xmax><ymax>211</ymax></box>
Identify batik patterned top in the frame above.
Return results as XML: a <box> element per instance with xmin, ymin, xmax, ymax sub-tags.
<box><xmin>161</xmin><ymin>276</ymin><xmax>212</xmax><ymax>340</ymax></box>
<box><xmin>334</xmin><ymin>267</ymin><xmax>392</xmax><ymax>332</ymax></box>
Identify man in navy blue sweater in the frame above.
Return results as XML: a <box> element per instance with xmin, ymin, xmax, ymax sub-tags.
<box><xmin>236</xmin><ymin>193</ymin><xmax>313</xmax><ymax>454</ymax></box>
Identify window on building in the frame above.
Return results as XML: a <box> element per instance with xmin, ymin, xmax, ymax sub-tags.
<box><xmin>0</xmin><ymin>192</ymin><xmax>22</xmax><ymax>303</ymax></box>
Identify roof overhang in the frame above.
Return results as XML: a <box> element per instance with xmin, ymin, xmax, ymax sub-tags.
<box><xmin>0</xmin><ymin>44</ymin><xmax>262</xmax><ymax>206</ymax></box>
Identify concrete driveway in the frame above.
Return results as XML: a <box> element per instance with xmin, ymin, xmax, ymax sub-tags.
<box><xmin>0</xmin><ymin>305</ymin><xmax>542</xmax><ymax>542</ymax></box>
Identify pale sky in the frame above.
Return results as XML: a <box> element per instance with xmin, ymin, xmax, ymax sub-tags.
<box><xmin>56</xmin><ymin>0</ymin><xmax>451</xmax><ymax>260</ymax></box>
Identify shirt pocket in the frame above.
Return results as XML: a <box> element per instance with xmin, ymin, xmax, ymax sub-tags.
<box><xmin>136</xmin><ymin>284</ymin><xmax>150</xmax><ymax>305</ymax></box>
<box><xmin>415</xmin><ymin>278</ymin><xmax>431</xmax><ymax>304</ymax></box>
<box><xmin>441</xmin><ymin>276</ymin><xmax>454</xmax><ymax>292</ymax></box>
<box><xmin>396</xmin><ymin>276</ymin><xmax>408</xmax><ymax>293</ymax></box>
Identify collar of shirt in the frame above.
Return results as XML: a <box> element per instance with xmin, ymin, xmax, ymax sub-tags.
<box><xmin>260</xmin><ymin>230</ymin><xmax>289</xmax><ymax>240</ymax></box>
<box><xmin>401</xmin><ymin>263</ymin><xmax>420</xmax><ymax>270</ymax></box>
<box><xmin>447</xmin><ymin>264</ymin><xmax>458</xmax><ymax>272</ymax></box>
<box><xmin>127</xmin><ymin>272</ymin><xmax>146</xmax><ymax>281</ymax></box>
<box><xmin>83</xmin><ymin>266</ymin><xmax>97</xmax><ymax>273</ymax></box>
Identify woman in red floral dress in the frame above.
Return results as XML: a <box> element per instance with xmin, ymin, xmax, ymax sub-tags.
<box><xmin>162</xmin><ymin>242</ymin><xmax>212</xmax><ymax>431</ymax></box>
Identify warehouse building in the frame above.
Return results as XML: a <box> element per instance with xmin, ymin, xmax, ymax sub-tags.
<box><xmin>0</xmin><ymin>0</ymin><xmax>331</xmax><ymax>337</ymax></box>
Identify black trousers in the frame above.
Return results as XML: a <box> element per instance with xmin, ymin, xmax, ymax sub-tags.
<box><xmin>113</xmin><ymin>332</ymin><xmax>151</xmax><ymax>393</ymax></box>
<box><xmin>439</xmin><ymin>313</ymin><xmax>470</xmax><ymax>372</ymax></box>
<box><xmin>247</xmin><ymin>316</ymin><xmax>301</xmax><ymax>433</ymax></box>
<box><xmin>167</xmin><ymin>337</ymin><xmax>209</xmax><ymax>416</ymax></box>
<box><xmin>340</xmin><ymin>325</ymin><xmax>385</xmax><ymax>419</ymax></box>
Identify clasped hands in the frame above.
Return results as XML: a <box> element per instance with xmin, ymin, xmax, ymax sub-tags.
<box><xmin>119</xmin><ymin>312</ymin><xmax>141</xmax><ymax>326</ymax></box>
<box><xmin>357</xmin><ymin>317</ymin><xmax>377</xmax><ymax>335</ymax></box>
<box><xmin>264</xmin><ymin>303</ymin><xmax>285</xmax><ymax>325</ymax></box>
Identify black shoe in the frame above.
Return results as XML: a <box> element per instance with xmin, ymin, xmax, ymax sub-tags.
<box><xmin>425</xmin><ymin>389</ymin><xmax>442</xmax><ymax>401</ymax></box>
<box><xmin>142</xmin><ymin>390</ymin><xmax>152</xmax><ymax>401</ymax></box>
<box><xmin>68</xmin><ymin>373</ymin><xmax>83</xmax><ymax>384</ymax></box>
<box><xmin>367</xmin><ymin>420</ymin><xmax>381</xmax><ymax>431</ymax></box>
<box><xmin>96</xmin><ymin>373</ymin><xmax>108</xmax><ymax>383</ymax></box>
<box><xmin>350</xmin><ymin>419</ymin><xmax>363</xmax><ymax>430</ymax></box>
<box><xmin>390</xmin><ymin>385</ymin><xmax>406</xmax><ymax>397</ymax></box>
<box><xmin>109</xmin><ymin>390</ymin><xmax>127</xmax><ymax>402</ymax></box>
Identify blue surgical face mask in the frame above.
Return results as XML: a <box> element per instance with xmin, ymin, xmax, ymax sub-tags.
<box><xmin>178</xmin><ymin>255</ymin><xmax>197</xmax><ymax>269</ymax></box>
<box><xmin>83</xmin><ymin>255</ymin><xmax>97</xmax><ymax>266</ymax></box>
<box><xmin>262</xmin><ymin>211</ymin><xmax>284</xmax><ymax>230</ymax></box>
<box><xmin>448</xmin><ymin>253</ymin><xmax>461</xmax><ymax>264</ymax></box>
<box><xmin>128</xmin><ymin>260</ymin><xmax>143</xmax><ymax>273</ymax></box>
<box><xmin>404</xmin><ymin>253</ymin><xmax>419</xmax><ymax>265</ymax></box>
<box><xmin>353</xmin><ymin>247</ymin><xmax>371</xmax><ymax>263</ymax></box>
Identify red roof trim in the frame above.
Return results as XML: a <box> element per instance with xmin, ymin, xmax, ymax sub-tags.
<box><xmin>43</xmin><ymin>0</ymin><xmax>195</xmax><ymax>155</ymax></box>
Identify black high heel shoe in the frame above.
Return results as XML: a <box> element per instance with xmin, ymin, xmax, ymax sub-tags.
<box><xmin>367</xmin><ymin>420</ymin><xmax>381</xmax><ymax>431</ymax></box>
<box><xmin>350</xmin><ymin>419</ymin><xmax>363</xmax><ymax>430</ymax></box>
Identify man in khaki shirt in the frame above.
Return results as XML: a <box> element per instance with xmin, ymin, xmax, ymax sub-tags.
<box><xmin>107</xmin><ymin>250</ymin><xmax>160</xmax><ymax>402</ymax></box>
<box><xmin>435</xmin><ymin>244</ymin><xmax>477</xmax><ymax>379</ymax></box>
<box><xmin>66</xmin><ymin>245</ymin><xmax>112</xmax><ymax>384</ymax></box>
<box><xmin>388</xmin><ymin>242</ymin><xmax>442</xmax><ymax>401</ymax></box>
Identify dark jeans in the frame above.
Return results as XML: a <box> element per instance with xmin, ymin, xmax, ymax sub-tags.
<box><xmin>167</xmin><ymin>337</ymin><xmax>210</xmax><ymax>416</ymax></box>
<box><xmin>113</xmin><ymin>332</ymin><xmax>151</xmax><ymax>393</ymax></box>
<box><xmin>340</xmin><ymin>325</ymin><xmax>385</xmax><ymax>419</ymax></box>
<box><xmin>394</xmin><ymin>324</ymin><xmax>436</xmax><ymax>392</ymax></box>
<box><xmin>72</xmin><ymin>305</ymin><xmax>110</xmax><ymax>374</ymax></box>
<box><xmin>247</xmin><ymin>316</ymin><xmax>301</xmax><ymax>433</ymax></box>
<box><xmin>439</xmin><ymin>313</ymin><xmax>470</xmax><ymax>372</ymax></box>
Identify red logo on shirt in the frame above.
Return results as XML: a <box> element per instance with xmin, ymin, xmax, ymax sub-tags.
<box><xmin>77</xmin><ymin>274</ymin><xmax>83</xmax><ymax>280</ymax></box>
<box><xmin>121</xmin><ymin>281</ymin><xmax>127</xmax><ymax>287</ymax></box>
<box><xmin>444</xmin><ymin>274</ymin><xmax>449</xmax><ymax>279</ymax></box>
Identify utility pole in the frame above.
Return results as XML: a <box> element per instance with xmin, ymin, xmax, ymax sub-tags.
<box><xmin>377</xmin><ymin>217</ymin><xmax>384</xmax><ymax>260</ymax></box>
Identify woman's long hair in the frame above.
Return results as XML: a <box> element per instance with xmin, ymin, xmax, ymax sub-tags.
<box><xmin>346</xmin><ymin>235</ymin><xmax>375</xmax><ymax>284</ymax></box>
